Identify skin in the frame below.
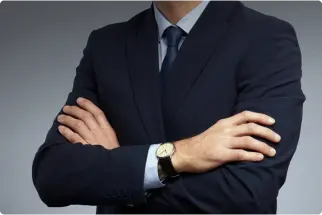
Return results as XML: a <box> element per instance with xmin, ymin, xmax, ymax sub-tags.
<box><xmin>57</xmin><ymin>97</ymin><xmax>119</xmax><ymax>150</ymax></box>
<box><xmin>57</xmin><ymin>97</ymin><xmax>280</xmax><ymax>174</ymax></box>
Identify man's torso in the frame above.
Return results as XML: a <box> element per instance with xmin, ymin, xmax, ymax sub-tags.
<box><xmin>86</xmin><ymin>1</ymin><xmax>286</xmax><ymax>213</ymax></box>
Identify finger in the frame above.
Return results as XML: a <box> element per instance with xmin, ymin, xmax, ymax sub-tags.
<box><xmin>57</xmin><ymin>114</ymin><xmax>93</xmax><ymax>141</ymax></box>
<box><xmin>228</xmin><ymin>111</ymin><xmax>275</xmax><ymax>126</ymax></box>
<box><xmin>62</xmin><ymin>105</ymin><xmax>99</xmax><ymax>131</ymax></box>
<box><xmin>58</xmin><ymin>125</ymin><xmax>86</xmax><ymax>144</ymax></box>
<box><xmin>227</xmin><ymin>149</ymin><xmax>264</xmax><ymax>162</ymax></box>
<box><xmin>76</xmin><ymin>97</ymin><xmax>111</xmax><ymax>129</ymax></box>
<box><xmin>232</xmin><ymin>123</ymin><xmax>281</xmax><ymax>143</ymax></box>
<box><xmin>231</xmin><ymin>136</ymin><xmax>276</xmax><ymax>157</ymax></box>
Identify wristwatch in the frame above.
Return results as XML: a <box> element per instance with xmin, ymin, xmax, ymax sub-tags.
<box><xmin>156</xmin><ymin>142</ymin><xmax>179</xmax><ymax>180</ymax></box>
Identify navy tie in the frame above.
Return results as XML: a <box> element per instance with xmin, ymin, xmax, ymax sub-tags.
<box><xmin>160</xmin><ymin>26</ymin><xmax>185</xmax><ymax>76</ymax></box>
<box><xmin>160</xmin><ymin>26</ymin><xmax>185</xmax><ymax>97</ymax></box>
<box><xmin>160</xmin><ymin>26</ymin><xmax>185</xmax><ymax>129</ymax></box>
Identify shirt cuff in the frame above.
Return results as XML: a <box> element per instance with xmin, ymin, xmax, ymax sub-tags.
<box><xmin>143</xmin><ymin>144</ymin><xmax>165</xmax><ymax>190</ymax></box>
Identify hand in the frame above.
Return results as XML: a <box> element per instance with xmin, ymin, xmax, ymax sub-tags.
<box><xmin>57</xmin><ymin>97</ymin><xmax>119</xmax><ymax>150</ymax></box>
<box><xmin>172</xmin><ymin>111</ymin><xmax>281</xmax><ymax>173</ymax></box>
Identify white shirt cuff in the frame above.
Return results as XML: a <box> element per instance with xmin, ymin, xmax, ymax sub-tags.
<box><xmin>143</xmin><ymin>144</ymin><xmax>165</xmax><ymax>190</ymax></box>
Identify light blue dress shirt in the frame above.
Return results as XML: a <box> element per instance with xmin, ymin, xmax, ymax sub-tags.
<box><xmin>143</xmin><ymin>0</ymin><xmax>210</xmax><ymax>190</ymax></box>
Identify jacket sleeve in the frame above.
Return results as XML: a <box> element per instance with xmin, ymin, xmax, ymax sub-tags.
<box><xmin>140</xmin><ymin>19</ymin><xmax>305</xmax><ymax>213</ymax></box>
<box><xmin>32</xmin><ymin>30</ymin><xmax>149</xmax><ymax>207</ymax></box>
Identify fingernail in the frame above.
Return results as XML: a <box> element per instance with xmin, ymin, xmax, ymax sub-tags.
<box><xmin>77</xmin><ymin>97</ymin><xmax>84</xmax><ymax>103</ymax></box>
<box><xmin>275</xmin><ymin>134</ymin><xmax>281</xmax><ymax>142</ymax></box>
<box><xmin>58</xmin><ymin>125</ymin><xmax>63</xmax><ymax>131</ymax></box>
<box><xmin>270</xmin><ymin>148</ymin><xmax>276</xmax><ymax>156</ymax></box>
<box><xmin>57</xmin><ymin>115</ymin><xmax>63</xmax><ymax>121</ymax></box>
<box><xmin>268</xmin><ymin>118</ymin><xmax>275</xmax><ymax>124</ymax></box>
<box><xmin>257</xmin><ymin>154</ymin><xmax>264</xmax><ymax>160</ymax></box>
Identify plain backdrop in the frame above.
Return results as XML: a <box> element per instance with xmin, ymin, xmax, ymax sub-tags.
<box><xmin>0</xmin><ymin>1</ymin><xmax>321</xmax><ymax>214</ymax></box>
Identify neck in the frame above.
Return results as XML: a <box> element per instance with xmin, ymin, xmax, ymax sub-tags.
<box><xmin>155</xmin><ymin>1</ymin><xmax>202</xmax><ymax>24</ymax></box>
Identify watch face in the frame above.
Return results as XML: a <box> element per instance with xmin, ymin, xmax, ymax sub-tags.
<box><xmin>156</xmin><ymin>142</ymin><xmax>175</xmax><ymax>158</ymax></box>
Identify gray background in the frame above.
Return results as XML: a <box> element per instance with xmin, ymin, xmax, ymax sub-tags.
<box><xmin>0</xmin><ymin>1</ymin><xmax>321</xmax><ymax>214</ymax></box>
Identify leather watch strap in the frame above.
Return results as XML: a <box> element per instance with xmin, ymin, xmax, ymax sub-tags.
<box><xmin>158</xmin><ymin>156</ymin><xmax>178</xmax><ymax>178</ymax></box>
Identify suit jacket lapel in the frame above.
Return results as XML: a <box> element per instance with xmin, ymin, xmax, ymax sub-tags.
<box><xmin>126</xmin><ymin>7</ymin><xmax>166</xmax><ymax>143</ymax></box>
<box><xmin>126</xmin><ymin>2</ymin><xmax>240</xmax><ymax>142</ymax></box>
<box><xmin>162</xmin><ymin>1</ymin><xmax>240</xmax><ymax>123</ymax></box>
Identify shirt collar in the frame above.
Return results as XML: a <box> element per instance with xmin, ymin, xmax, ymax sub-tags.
<box><xmin>153</xmin><ymin>1</ymin><xmax>210</xmax><ymax>41</ymax></box>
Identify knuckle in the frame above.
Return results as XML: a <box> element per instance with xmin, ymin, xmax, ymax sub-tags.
<box><xmin>264</xmin><ymin>128</ymin><xmax>272</xmax><ymax>137</ymax></box>
<box><xmin>61</xmin><ymin>128</ymin><xmax>69</xmax><ymax>136</ymax></box>
<box><xmin>59</xmin><ymin>127</ymin><xmax>66</xmax><ymax>134</ymax></box>
<box><xmin>217</xmin><ymin>119</ymin><xmax>227</xmax><ymax>127</ymax></box>
<box><xmin>91</xmin><ymin>127</ymin><xmax>100</xmax><ymax>134</ymax></box>
<box><xmin>237</xmin><ymin>151</ymin><xmax>246</xmax><ymax>160</ymax></box>
<box><xmin>241</xmin><ymin>136</ymin><xmax>253</xmax><ymax>147</ymax></box>
<box><xmin>97</xmin><ymin>110</ymin><xmax>105</xmax><ymax>118</ymax></box>
<box><xmin>223</xmin><ymin>127</ymin><xmax>231</xmax><ymax>134</ymax></box>
<box><xmin>259</xmin><ymin>142</ymin><xmax>269</xmax><ymax>153</ymax></box>
<box><xmin>260</xmin><ymin>114</ymin><xmax>267</xmax><ymax>121</ymax></box>
<box><xmin>265</xmin><ymin>144</ymin><xmax>272</xmax><ymax>153</ymax></box>
<box><xmin>265</xmin><ymin>129</ymin><xmax>273</xmax><ymax>137</ymax></box>
<box><xmin>216</xmin><ymin>119</ymin><xmax>224</xmax><ymax>126</ymax></box>
<box><xmin>217</xmin><ymin>119</ymin><xmax>224</xmax><ymax>124</ymax></box>
<box><xmin>68</xmin><ymin>106</ymin><xmax>75</xmax><ymax>111</ymax></box>
<box><xmin>242</xmin><ymin>110</ymin><xmax>250</xmax><ymax>118</ymax></box>
<box><xmin>75</xmin><ymin>120</ymin><xmax>84</xmax><ymax>128</ymax></box>
<box><xmin>109</xmin><ymin>128</ymin><xmax>116</xmax><ymax>136</ymax></box>
<box><xmin>242</xmin><ymin>136</ymin><xmax>252</xmax><ymax>146</ymax></box>
<box><xmin>83</xmin><ymin>112</ymin><xmax>92</xmax><ymax>120</ymax></box>
<box><xmin>248</xmin><ymin>123</ymin><xmax>257</xmax><ymax>132</ymax></box>
<box><xmin>71</xmin><ymin>135</ymin><xmax>80</xmax><ymax>143</ymax></box>
<box><xmin>269</xmin><ymin>129</ymin><xmax>277</xmax><ymax>138</ymax></box>
<box><xmin>82</xmin><ymin>98</ymin><xmax>88</xmax><ymax>104</ymax></box>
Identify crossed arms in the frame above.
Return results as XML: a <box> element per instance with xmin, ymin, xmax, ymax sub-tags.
<box><xmin>32</xmin><ymin>19</ymin><xmax>305</xmax><ymax>213</ymax></box>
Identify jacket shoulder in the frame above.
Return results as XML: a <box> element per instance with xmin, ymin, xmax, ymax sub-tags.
<box><xmin>238</xmin><ymin>3</ymin><xmax>296</xmax><ymax>35</ymax></box>
<box><xmin>88</xmin><ymin>8</ymin><xmax>149</xmax><ymax>44</ymax></box>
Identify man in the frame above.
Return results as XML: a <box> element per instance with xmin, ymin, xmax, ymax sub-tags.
<box><xmin>32</xmin><ymin>1</ymin><xmax>305</xmax><ymax>213</ymax></box>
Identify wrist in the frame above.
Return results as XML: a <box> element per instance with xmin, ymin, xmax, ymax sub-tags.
<box><xmin>172</xmin><ymin>138</ymin><xmax>190</xmax><ymax>173</ymax></box>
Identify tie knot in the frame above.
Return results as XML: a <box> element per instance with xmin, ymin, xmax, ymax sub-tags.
<box><xmin>163</xmin><ymin>26</ymin><xmax>185</xmax><ymax>47</ymax></box>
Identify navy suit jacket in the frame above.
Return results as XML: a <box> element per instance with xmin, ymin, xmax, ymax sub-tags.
<box><xmin>32</xmin><ymin>1</ymin><xmax>305</xmax><ymax>213</ymax></box>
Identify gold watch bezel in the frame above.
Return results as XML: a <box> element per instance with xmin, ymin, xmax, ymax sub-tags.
<box><xmin>156</xmin><ymin>142</ymin><xmax>175</xmax><ymax>159</ymax></box>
